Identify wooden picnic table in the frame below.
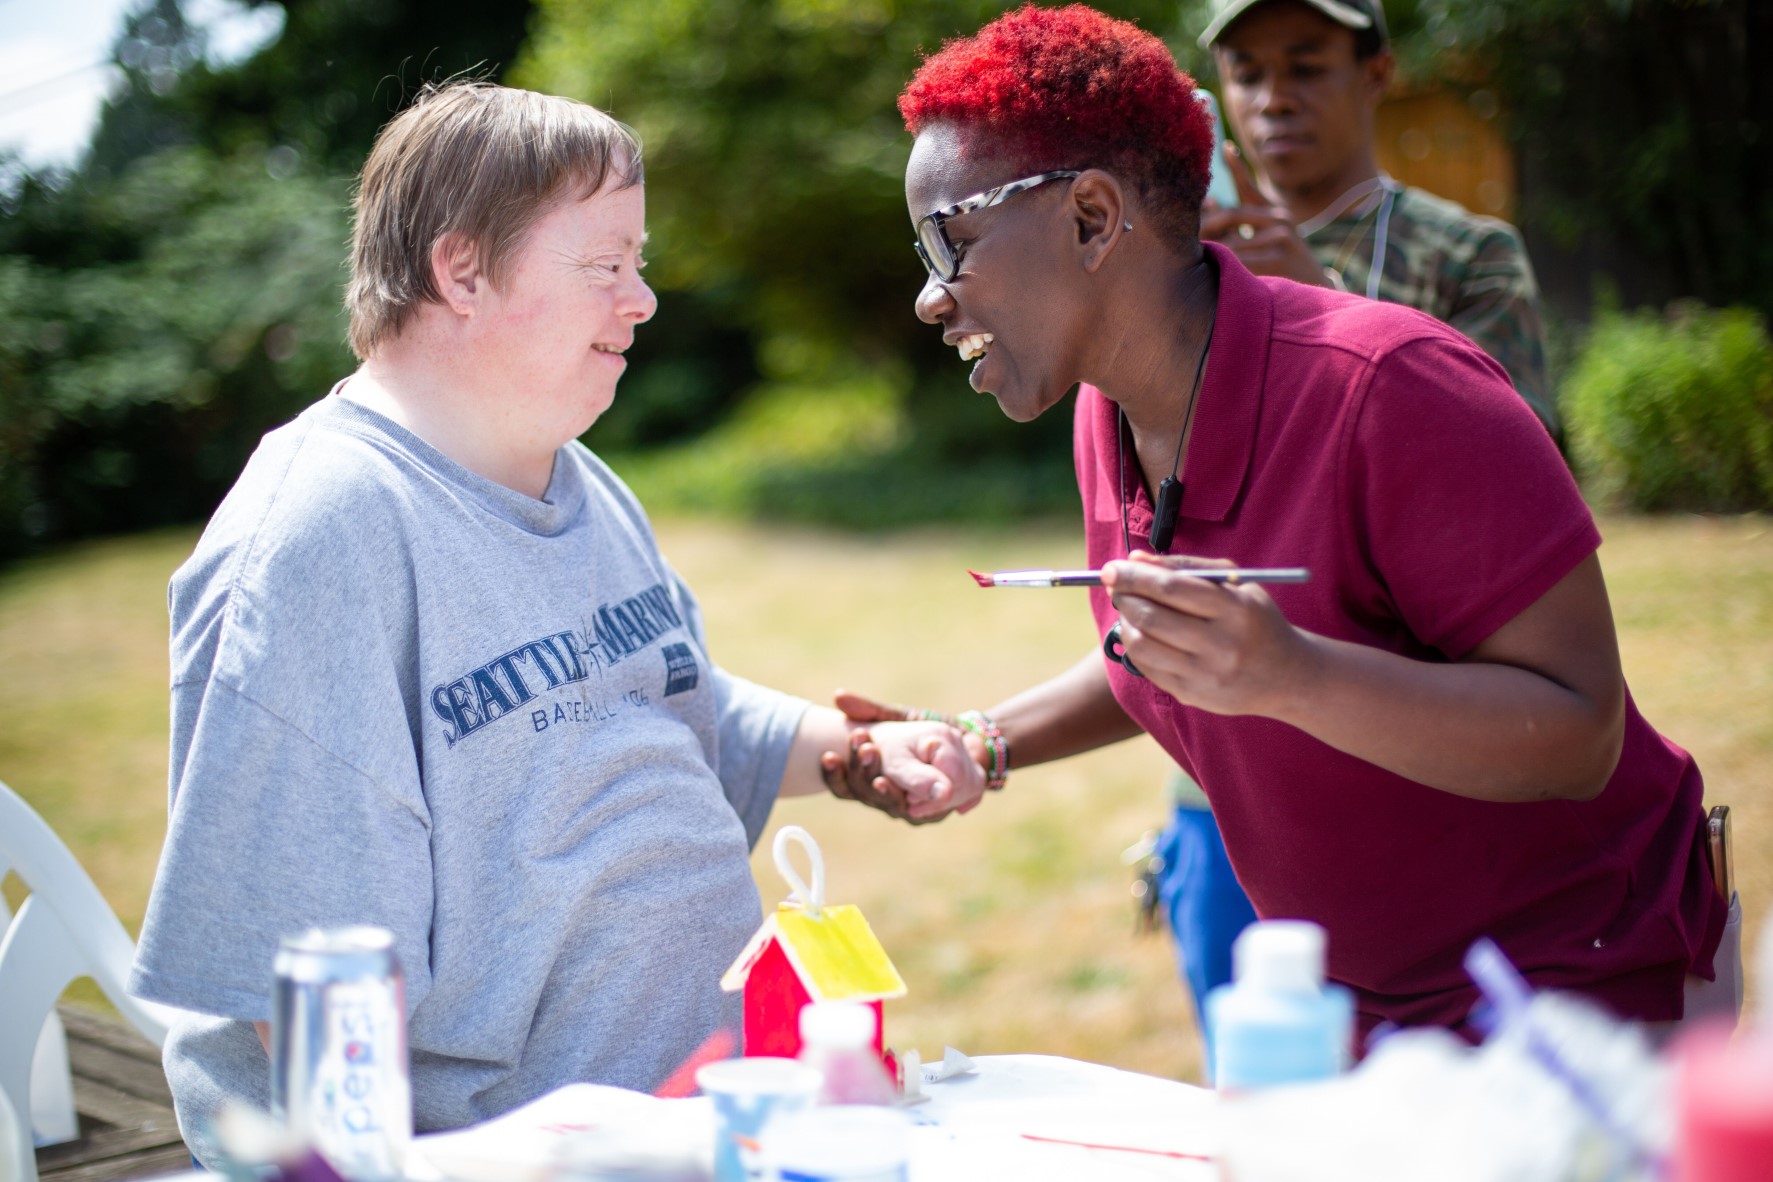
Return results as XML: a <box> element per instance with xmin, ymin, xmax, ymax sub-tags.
<box><xmin>36</xmin><ymin>1004</ymin><xmax>189</xmax><ymax>1182</ymax></box>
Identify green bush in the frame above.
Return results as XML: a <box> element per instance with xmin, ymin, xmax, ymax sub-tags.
<box><xmin>0</xmin><ymin>147</ymin><xmax>354</xmax><ymax>560</ymax></box>
<box><xmin>1565</xmin><ymin>304</ymin><xmax>1773</xmax><ymax>512</ymax></box>
<box><xmin>603</xmin><ymin>371</ymin><xmax>1080</xmax><ymax>530</ymax></box>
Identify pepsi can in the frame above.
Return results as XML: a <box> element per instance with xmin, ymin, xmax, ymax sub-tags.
<box><xmin>272</xmin><ymin>926</ymin><xmax>412</xmax><ymax>1180</ymax></box>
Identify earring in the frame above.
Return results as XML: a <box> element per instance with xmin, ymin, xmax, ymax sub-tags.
<box><xmin>1123</xmin><ymin>221</ymin><xmax>1133</xmax><ymax>232</ymax></box>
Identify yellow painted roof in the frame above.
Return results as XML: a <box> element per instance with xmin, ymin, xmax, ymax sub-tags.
<box><xmin>719</xmin><ymin>903</ymin><xmax>908</xmax><ymax>1002</ymax></box>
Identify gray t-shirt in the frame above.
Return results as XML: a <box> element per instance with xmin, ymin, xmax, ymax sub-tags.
<box><xmin>129</xmin><ymin>393</ymin><xmax>807</xmax><ymax>1163</ymax></box>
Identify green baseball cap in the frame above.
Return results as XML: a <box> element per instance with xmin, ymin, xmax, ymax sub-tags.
<box><xmin>1198</xmin><ymin>0</ymin><xmax>1389</xmax><ymax>49</ymax></box>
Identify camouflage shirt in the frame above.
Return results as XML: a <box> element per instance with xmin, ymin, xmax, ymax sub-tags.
<box><xmin>1306</xmin><ymin>184</ymin><xmax>1556</xmax><ymax>440</ymax></box>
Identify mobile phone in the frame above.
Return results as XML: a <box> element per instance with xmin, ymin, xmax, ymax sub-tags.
<box><xmin>1196</xmin><ymin>90</ymin><xmax>1242</xmax><ymax>209</ymax></box>
<box><xmin>1707</xmin><ymin>804</ymin><xmax>1733</xmax><ymax>902</ymax></box>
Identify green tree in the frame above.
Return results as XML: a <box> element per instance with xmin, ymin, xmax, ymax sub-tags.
<box><xmin>0</xmin><ymin>0</ymin><xmax>539</xmax><ymax>559</ymax></box>
<box><xmin>1388</xmin><ymin>0</ymin><xmax>1770</xmax><ymax>319</ymax></box>
<box><xmin>80</xmin><ymin>0</ymin><xmax>539</xmax><ymax>179</ymax></box>
<box><xmin>81</xmin><ymin>0</ymin><xmax>206</xmax><ymax>180</ymax></box>
<box><xmin>168</xmin><ymin>0</ymin><xmax>539</xmax><ymax>172</ymax></box>
<box><xmin>0</xmin><ymin>150</ymin><xmax>352</xmax><ymax>555</ymax></box>
<box><xmin>516</xmin><ymin>0</ymin><xmax>1191</xmax><ymax>521</ymax></box>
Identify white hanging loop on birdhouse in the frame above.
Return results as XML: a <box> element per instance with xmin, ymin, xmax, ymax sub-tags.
<box><xmin>773</xmin><ymin>825</ymin><xmax>826</xmax><ymax>912</ymax></box>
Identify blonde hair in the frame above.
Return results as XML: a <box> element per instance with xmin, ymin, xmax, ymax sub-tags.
<box><xmin>345</xmin><ymin>82</ymin><xmax>643</xmax><ymax>359</ymax></box>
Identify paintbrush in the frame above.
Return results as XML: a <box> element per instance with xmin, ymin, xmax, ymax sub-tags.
<box><xmin>969</xmin><ymin>567</ymin><xmax>1310</xmax><ymax>588</ymax></box>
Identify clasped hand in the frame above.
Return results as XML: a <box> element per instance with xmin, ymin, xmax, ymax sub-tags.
<box><xmin>1104</xmin><ymin>552</ymin><xmax>1313</xmax><ymax>717</ymax></box>
<box><xmin>818</xmin><ymin>693</ymin><xmax>988</xmax><ymax>825</ymax></box>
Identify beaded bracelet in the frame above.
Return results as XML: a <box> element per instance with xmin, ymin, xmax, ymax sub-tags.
<box><xmin>954</xmin><ymin>710</ymin><xmax>1010</xmax><ymax>791</ymax></box>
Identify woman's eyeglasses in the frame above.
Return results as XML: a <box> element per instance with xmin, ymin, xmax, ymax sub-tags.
<box><xmin>913</xmin><ymin>170</ymin><xmax>1080</xmax><ymax>283</ymax></box>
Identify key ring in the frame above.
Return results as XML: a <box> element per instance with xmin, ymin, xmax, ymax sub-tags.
<box><xmin>1103</xmin><ymin>620</ymin><xmax>1144</xmax><ymax>679</ymax></box>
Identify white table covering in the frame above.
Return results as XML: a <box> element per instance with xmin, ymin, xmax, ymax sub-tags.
<box><xmin>407</xmin><ymin>1054</ymin><xmax>1219</xmax><ymax>1181</ymax></box>
<box><xmin>907</xmin><ymin>1054</ymin><xmax>1217</xmax><ymax>1180</ymax></box>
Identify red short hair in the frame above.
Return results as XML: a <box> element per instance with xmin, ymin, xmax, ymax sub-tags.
<box><xmin>899</xmin><ymin>4</ymin><xmax>1212</xmax><ymax>248</ymax></box>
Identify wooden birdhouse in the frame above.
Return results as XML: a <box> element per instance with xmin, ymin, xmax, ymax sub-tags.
<box><xmin>720</xmin><ymin>826</ymin><xmax>907</xmax><ymax>1062</ymax></box>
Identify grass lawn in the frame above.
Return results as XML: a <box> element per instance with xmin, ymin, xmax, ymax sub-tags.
<box><xmin>2</xmin><ymin>512</ymin><xmax>1768</xmax><ymax>1082</ymax></box>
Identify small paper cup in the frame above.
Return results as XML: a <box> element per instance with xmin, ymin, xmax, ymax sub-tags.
<box><xmin>696</xmin><ymin>1057</ymin><xmax>823</xmax><ymax>1182</ymax></box>
<box><xmin>761</xmin><ymin>1106</ymin><xmax>913</xmax><ymax>1181</ymax></box>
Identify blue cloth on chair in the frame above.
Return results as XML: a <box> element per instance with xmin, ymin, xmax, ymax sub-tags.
<box><xmin>1156</xmin><ymin>800</ymin><xmax>1258</xmax><ymax>1082</ymax></box>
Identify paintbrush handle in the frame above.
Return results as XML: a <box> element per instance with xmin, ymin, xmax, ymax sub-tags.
<box><xmin>983</xmin><ymin>567</ymin><xmax>1310</xmax><ymax>587</ymax></box>
<box><xmin>1183</xmin><ymin>567</ymin><xmax>1311</xmax><ymax>584</ymax></box>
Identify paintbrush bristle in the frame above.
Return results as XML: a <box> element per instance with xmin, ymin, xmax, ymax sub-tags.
<box><xmin>967</xmin><ymin>569</ymin><xmax>995</xmax><ymax>587</ymax></box>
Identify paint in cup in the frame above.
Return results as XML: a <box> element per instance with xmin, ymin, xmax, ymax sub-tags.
<box><xmin>761</xmin><ymin>1106</ymin><xmax>912</xmax><ymax>1182</ymax></box>
<box><xmin>696</xmin><ymin>1057</ymin><xmax>822</xmax><ymax>1182</ymax></box>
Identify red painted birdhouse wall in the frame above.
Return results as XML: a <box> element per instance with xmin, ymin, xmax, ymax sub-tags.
<box><xmin>741</xmin><ymin>938</ymin><xmax>887</xmax><ymax>1061</ymax></box>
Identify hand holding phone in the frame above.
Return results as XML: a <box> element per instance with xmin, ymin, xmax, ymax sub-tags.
<box><xmin>1195</xmin><ymin>90</ymin><xmax>1329</xmax><ymax>288</ymax></box>
<box><xmin>1196</xmin><ymin>90</ymin><xmax>1241</xmax><ymax>209</ymax></box>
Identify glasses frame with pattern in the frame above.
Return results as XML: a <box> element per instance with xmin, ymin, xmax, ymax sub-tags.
<box><xmin>912</xmin><ymin>170</ymin><xmax>1081</xmax><ymax>282</ymax></box>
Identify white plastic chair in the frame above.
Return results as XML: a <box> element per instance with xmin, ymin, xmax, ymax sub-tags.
<box><xmin>0</xmin><ymin>1079</ymin><xmax>27</xmax><ymax>1182</ymax></box>
<box><xmin>0</xmin><ymin>777</ymin><xmax>184</xmax><ymax>1181</ymax></box>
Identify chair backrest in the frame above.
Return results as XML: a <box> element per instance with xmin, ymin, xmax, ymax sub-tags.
<box><xmin>0</xmin><ymin>1081</ymin><xmax>29</xmax><ymax>1182</ymax></box>
<box><xmin>0</xmin><ymin>778</ymin><xmax>185</xmax><ymax>1182</ymax></box>
<box><xmin>0</xmin><ymin>882</ymin><xmax>76</xmax><ymax>1157</ymax></box>
<box><xmin>0</xmin><ymin>779</ymin><xmax>176</xmax><ymax>1041</ymax></box>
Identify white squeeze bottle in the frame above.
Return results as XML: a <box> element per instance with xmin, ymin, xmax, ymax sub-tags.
<box><xmin>1205</xmin><ymin>920</ymin><xmax>1353</xmax><ymax>1091</ymax></box>
<box><xmin>797</xmin><ymin>1001</ymin><xmax>897</xmax><ymax>1106</ymax></box>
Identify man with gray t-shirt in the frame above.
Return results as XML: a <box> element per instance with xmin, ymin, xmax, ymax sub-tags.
<box><xmin>127</xmin><ymin>83</ymin><xmax>985</xmax><ymax>1165</ymax></box>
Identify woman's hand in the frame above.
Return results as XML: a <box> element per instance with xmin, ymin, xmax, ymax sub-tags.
<box><xmin>818</xmin><ymin>692</ymin><xmax>908</xmax><ymax>814</ymax></box>
<box><xmin>818</xmin><ymin>693</ymin><xmax>986</xmax><ymax>824</ymax></box>
<box><xmin>1103</xmin><ymin>552</ymin><xmax>1316</xmax><ymax>716</ymax></box>
<box><xmin>813</xmin><ymin>656</ymin><xmax>1147</xmax><ymax>818</ymax></box>
<box><xmin>1104</xmin><ymin>550</ymin><xmax>1627</xmax><ymax>803</ymax></box>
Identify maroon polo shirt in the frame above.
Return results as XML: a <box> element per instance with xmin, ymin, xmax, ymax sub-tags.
<box><xmin>1076</xmin><ymin>243</ymin><xmax>1724</xmax><ymax>1035</ymax></box>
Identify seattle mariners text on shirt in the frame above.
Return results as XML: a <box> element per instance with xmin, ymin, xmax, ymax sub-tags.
<box><xmin>428</xmin><ymin>582</ymin><xmax>689</xmax><ymax>746</ymax></box>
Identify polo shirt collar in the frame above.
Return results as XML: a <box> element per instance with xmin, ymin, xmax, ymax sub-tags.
<box><xmin>1111</xmin><ymin>241</ymin><xmax>1269</xmax><ymax>534</ymax></box>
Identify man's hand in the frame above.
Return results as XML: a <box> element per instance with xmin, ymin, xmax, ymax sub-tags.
<box><xmin>1103</xmin><ymin>552</ymin><xmax>1316</xmax><ymax>717</ymax></box>
<box><xmin>1199</xmin><ymin>142</ymin><xmax>1329</xmax><ymax>289</ymax></box>
<box><xmin>818</xmin><ymin>692</ymin><xmax>987</xmax><ymax>824</ymax></box>
<box><xmin>831</xmin><ymin>690</ymin><xmax>926</xmax><ymax>725</ymax></box>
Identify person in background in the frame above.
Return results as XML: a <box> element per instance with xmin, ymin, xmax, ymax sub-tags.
<box><xmin>127</xmin><ymin>82</ymin><xmax>980</xmax><ymax>1166</ymax></box>
<box><xmin>1199</xmin><ymin>0</ymin><xmax>1552</xmax><ymax>434</ymax></box>
<box><xmin>1144</xmin><ymin>0</ymin><xmax>1559</xmax><ymax>1069</ymax></box>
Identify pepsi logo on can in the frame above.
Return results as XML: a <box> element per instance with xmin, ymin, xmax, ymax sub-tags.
<box><xmin>271</xmin><ymin>926</ymin><xmax>412</xmax><ymax>1181</ymax></box>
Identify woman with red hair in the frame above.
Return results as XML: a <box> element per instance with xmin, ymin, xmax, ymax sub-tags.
<box><xmin>829</xmin><ymin>4</ymin><xmax>1735</xmax><ymax>1057</ymax></box>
